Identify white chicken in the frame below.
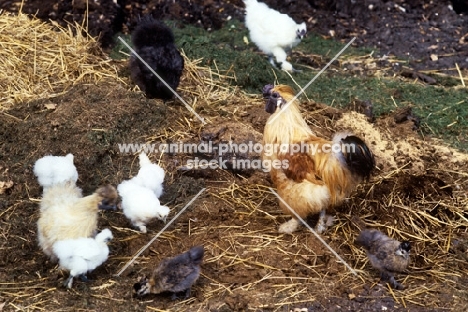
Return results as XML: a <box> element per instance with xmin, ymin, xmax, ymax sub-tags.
<box><xmin>117</xmin><ymin>179</ymin><xmax>170</xmax><ymax>233</ymax></box>
<box><xmin>244</xmin><ymin>0</ymin><xmax>307</xmax><ymax>72</ymax></box>
<box><xmin>33</xmin><ymin>154</ymin><xmax>78</xmax><ymax>191</ymax></box>
<box><xmin>132</xmin><ymin>152</ymin><xmax>165</xmax><ymax>198</ymax></box>
<box><xmin>53</xmin><ymin>228</ymin><xmax>113</xmax><ymax>288</ymax></box>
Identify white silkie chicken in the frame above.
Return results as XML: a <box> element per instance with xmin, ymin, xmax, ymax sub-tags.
<box><xmin>117</xmin><ymin>152</ymin><xmax>169</xmax><ymax>233</ymax></box>
<box><xmin>33</xmin><ymin>154</ymin><xmax>78</xmax><ymax>191</ymax></box>
<box><xmin>243</xmin><ymin>0</ymin><xmax>307</xmax><ymax>72</ymax></box>
<box><xmin>132</xmin><ymin>152</ymin><xmax>165</xmax><ymax>198</ymax></box>
<box><xmin>52</xmin><ymin>228</ymin><xmax>113</xmax><ymax>288</ymax></box>
<box><xmin>117</xmin><ymin>180</ymin><xmax>170</xmax><ymax>233</ymax></box>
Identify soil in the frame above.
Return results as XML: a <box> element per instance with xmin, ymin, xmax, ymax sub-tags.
<box><xmin>1</xmin><ymin>81</ymin><xmax>467</xmax><ymax>311</ymax></box>
<box><xmin>1</xmin><ymin>1</ymin><xmax>468</xmax><ymax>311</ymax></box>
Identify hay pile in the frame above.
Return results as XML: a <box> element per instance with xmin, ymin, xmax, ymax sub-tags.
<box><xmin>0</xmin><ymin>11</ymin><xmax>121</xmax><ymax>110</ymax></box>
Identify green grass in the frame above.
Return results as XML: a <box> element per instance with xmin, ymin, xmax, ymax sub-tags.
<box><xmin>111</xmin><ymin>20</ymin><xmax>468</xmax><ymax>151</ymax></box>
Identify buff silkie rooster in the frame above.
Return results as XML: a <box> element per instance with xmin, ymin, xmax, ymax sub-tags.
<box><xmin>243</xmin><ymin>0</ymin><xmax>307</xmax><ymax>72</ymax></box>
<box><xmin>262</xmin><ymin>84</ymin><xmax>375</xmax><ymax>234</ymax></box>
<box><xmin>38</xmin><ymin>184</ymin><xmax>118</xmax><ymax>261</ymax></box>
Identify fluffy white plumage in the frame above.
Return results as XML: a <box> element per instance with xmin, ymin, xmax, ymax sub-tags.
<box><xmin>52</xmin><ymin>228</ymin><xmax>113</xmax><ymax>288</ymax></box>
<box><xmin>131</xmin><ymin>152</ymin><xmax>165</xmax><ymax>198</ymax></box>
<box><xmin>33</xmin><ymin>154</ymin><xmax>78</xmax><ymax>191</ymax></box>
<box><xmin>243</xmin><ymin>0</ymin><xmax>307</xmax><ymax>72</ymax></box>
<box><xmin>37</xmin><ymin>184</ymin><xmax>118</xmax><ymax>260</ymax></box>
<box><xmin>117</xmin><ymin>180</ymin><xmax>170</xmax><ymax>233</ymax></box>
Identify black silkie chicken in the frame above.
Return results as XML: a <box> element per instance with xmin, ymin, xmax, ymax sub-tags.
<box><xmin>130</xmin><ymin>17</ymin><xmax>184</xmax><ymax>100</ymax></box>
<box><xmin>134</xmin><ymin>246</ymin><xmax>204</xmax><ymax>299</ymax></box>
<box><xmin>356</xmin><ymin>229</ymin><xmax>411</xmax><ymax>290</ymax></box>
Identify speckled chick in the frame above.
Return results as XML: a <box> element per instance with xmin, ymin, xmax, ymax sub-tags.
<box><xmin>134</xmin><ymin>246</ymin><xmax>204</xmax><ymax>299</ymax></box>
<box><xmin>356</xmin><ymin>229</ymin><xmax>411</xmax><ymax>290</ymax></box>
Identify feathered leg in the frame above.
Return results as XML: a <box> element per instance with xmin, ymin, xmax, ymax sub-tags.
<box><xmin>380</xmin><ymin>271</ymin><xmax>405</xmax><ymax>290</ymax></box>
<box><xmin>315</xmin><ymin>210</ymin><xmax>335</xmax><ymax>234</ymax></box>
<box><xmin>271</xmin><ymin>47</ymin><xmax>301</xmax><ymax>72</ymax></box>
<box><xmin>279</xmin><ymin>218</ymin><xmax>301</xmax><ymax>234</ymax></box>
<box><xmin>132</xmin><ymin>221</ymin><xmax>147</xmax><ymax>233</ymax></box>
<box><xmin>268</xmin><ymin>56</ymin><xmax>279</xmax><ymax>69</ymax></box>
<box><xmin>64</xmin><ymin>275</ymin><xmax>74</xmax><ymax>289</ymax></box>
<box><xmin>79</xmin><ymin>274</ymin><xmax>90</xmax><ymax>282</ymax></box>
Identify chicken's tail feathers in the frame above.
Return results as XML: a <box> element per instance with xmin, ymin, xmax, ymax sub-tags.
<box><xmin>355</xmin><ymin>229</ymin><xmax>380</xmax><ymax>250</ymax></box>
<box><xmin>339</xmin><ymin>135</ymin><xmax>375</xmax><ymax>179</ymax></box>
<box><xmin>189</xmin><ymin>245</ymin><xmax>205</xmax><ymax>265</ymax></box>
<box><xmin>139</xmin><ymin>151</ymin><xmax>153</xmax><ymax>167</ymax></box>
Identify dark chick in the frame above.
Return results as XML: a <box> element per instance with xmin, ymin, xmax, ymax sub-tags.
<box><xmin>134</xmin><ymin>246</ymin><xmax>204</xmax><ymax>299</ymax></box>
<box><xmin>130</xmin><ymin>17</ymin><xmax>184</xmax><ymax>100</ymax></box>
<box><xmin>356</xmin><ymin>229</ymin><xmax>411</xmax><ymax>290</ymax></box>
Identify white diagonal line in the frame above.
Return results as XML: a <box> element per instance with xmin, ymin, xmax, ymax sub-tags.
<box><xmin>268</xmin><ymin>37</ymin><xmax>356</xmax><ymax>124</ymax></box>
<box><xmin>115</xmin><ymin>187</ymin><xmax>206</xmax><ymax>276</ymax></box>
<box><xmin>269</xmin><ymin>187</ymin><xmax>358</xmax><ymax>276</ymax></box>
<box><xmin>118</xmin><ymin>36</ymin><xmax>206</xmax><ymax>125</ymax></box>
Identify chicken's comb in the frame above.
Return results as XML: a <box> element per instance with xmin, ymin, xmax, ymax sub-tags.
<box><xmin>262</xmin><ymin>84</ymin><xmax>274</xmax><ymax>98</ymax></box>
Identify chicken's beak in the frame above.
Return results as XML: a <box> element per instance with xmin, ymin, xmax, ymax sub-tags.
<box><xmin>162</xmin><ymin>215</ymin><xmax>167</xmax><ymax>223</ymax></box>
<box><xmin>98</xmin><ymin>202</ymin><xmax>117</xmax><ymax>211</ymax></box>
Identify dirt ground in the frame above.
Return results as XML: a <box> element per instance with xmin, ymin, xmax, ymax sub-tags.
<box><xmin>1</xmin><ymin>1</ymin><xmax>468</xmax><ymax>311</ymax></box>
<box><xmin>1</xmin><ymin>73</ymin><xmax>467</xmax><ymax>311</ymax></box>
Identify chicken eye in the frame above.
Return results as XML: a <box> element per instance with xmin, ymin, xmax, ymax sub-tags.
<box><xmin>271</xmin><ymin>92</ymin><xmax>279</xmax><ymax>99</ymax></box>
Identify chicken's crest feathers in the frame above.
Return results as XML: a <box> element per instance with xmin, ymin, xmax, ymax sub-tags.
<box><xmin>34</xmin><ymin>154</ymin><xmax>79</xmax><ymax>189</ymax></box>
<box><xmin>157</xmin><ymin>205</ymin><xmax>170</xmax><ymax>218</ymax></box>
<box><xmin>96</xmin><ymin>185</ymin><xmax>117</xmax><ymax>199</ymax></box>
<box><xmin>95</xmin><ymin>228</ymin><xmax>113</xmax><ymax>243</ymax></box>
<box><xmin>296</xmin><ymin>22</ymin><xmax>307</xmax><ymax>38</ymax></box>
<box><xmin>188</xmin><ymin>245</ymin><xmax>205</xmax><ymax>266</ymax></box>
<box><xmin>95</xmin><ymin>185</ymin><xmax>118</xmax><ymax>210</ymax></box>
<box><xmin>138</xmin><ymin>151</ymin><xmax>152</xmax><ymax>167</ymax></box>
<box><xmin>273</xmin><ymin>85</ymin><xmax>296</xmax><ymax>100</ymax></box>
<box><xmin>131</xmin><ymin>17</ymin><xmax>174</xmax><ymax>49</ymax></box>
